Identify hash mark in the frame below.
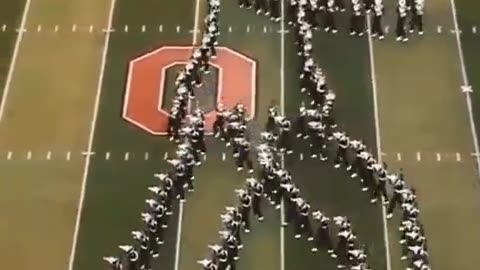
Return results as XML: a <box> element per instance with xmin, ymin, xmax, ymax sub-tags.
<box><xmin>396</xmin><ymin>153</ymin><xmax>402</xmax><ymax>161</ymax></box>
<box><xmin>89</xmin><ymin>25</ymin><xmax>94</xmax><ymax>33</ymax></box>
<box><xmin>164</xmin><ymin>152</ymin><xmax>169</xmax><ymax>160</ymax></box>
<box><xmin>124</xmin><ymin>25</ymin><xmax>129</xmax><ymax>32</ymax></box>
<box><xmin>176</xmin><ymin>25</ymin><xmax>180</xmax><ymax>33</ymax></box>
<box><xmin>263</xmin><ymin>25</ymin><xmax>267</xmax><ymax>33</ymax></box>
<box><xmin>222</xmin><ymin>152</ymin><xmax>226</xmax><ymax>161</ymax></box>
<box><xmin>384</xmin><ymin>25</ymin><xmax>390</xmax><ymax>34</ymax></box>
<box><xmin>436</xmin><ymin>153</ymin><xmax>441</xmax><ymax>161</ymax></box>
<box><xmin>46</xmin><ymin>151</ymin><xmax>52</xmax><ymax>160</ymax></box>
<box><xmin>82</xmin><ymin>151</ymin><xmax>95</xmax><ymax>156</ymax></box>
<box><xmin>54</xmin><ymin>25</ymin><xmax>59</xmax><ymax>32</ymax></box>
<box><xmin>159</xmin><ymin>25</ymin><xmax>163</xmax><ymax>32</ymax></box>
<box><xmin>299</xmin><ymin>153</ymin><xmax>304</xmax><ymax>160</ymax></box>
<box><xmin>27</xmin><ymin>151</ymin><xmax>32</xmax><ymax>160</ymax></box>
<box><xmin>473</xmin><ymin>26</ymin><xmax>477</xmax><ymax>34</ymax></box>
<box><xmin>141</xmin><ymin>25</ymin><xmax>146</xmax><ymax>32</ymax></box>
<box><xmin>7</xmin><ymin>151</ymin><xmax>12</xmax><ymax>160</ymax></box>
<box><xmin>456</xmin><ymin>152</ymin><xmax>462</xmax><ymax>162</ymax></box>
<box><xmin>145</xmin><ymin>152</ymin><xmax>149</xmax><ymax>160</ymax></box>
<box><xmin>125</xmin><ymin>152</ymin><xmax>130</xmax><ymax>161</ymax></box>
<box><xmin>416</xmin><ymin>152</ymin><xmax>422</xmax><ymax>161</ymax></box>
<box><xmin>105</xmin><ymin>152</ymin><xmax>110</xmax><ymax>160</ymax></box>
<box><xmin>451</xmin><ymin>29</ymin><xmax>462</xmax><ymax>34</ymax></box>
<box><xmin>437</xmin><ymin>26</ymin><xmax>442</xmax><ymax>33</ymax></box>
<box><xmin>37</xmin><ymin>25</ymin><xmax>42</xmax><ymax>32</ymax></box>
<box><xmin>72</xmin><ymin>24</ymin><xmax>77</xmax><ymax>32</ymax></box>
<box><xmin>246</xmin><ymin>25</ymin><xmax>250</xmax><ymax>32</ymax></box>
<box><xmin>66</xmin><ymin>151</ymin><xmax>71</xmax><ymax>161</ymax></box>
<box><xmin>1</xmin><ymin>24</ymin><xmax>6</xmax><ymax>32</ymax></box>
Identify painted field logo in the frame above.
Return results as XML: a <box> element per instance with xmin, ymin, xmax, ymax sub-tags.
<box><xmin>123</xmin><ymin>46</ymin><xmax>256</xmax><ymax>135</ymax></box>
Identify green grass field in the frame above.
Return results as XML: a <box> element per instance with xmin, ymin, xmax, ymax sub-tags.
<box><xmin>0</xmin><ymin>0</ymin><xmax>480</xmax><ymax>270</ymax></box>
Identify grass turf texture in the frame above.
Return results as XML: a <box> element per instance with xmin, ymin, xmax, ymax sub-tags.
<box><xmin>0</xmin><ymin>1</ymin><xmax>113</xmax><ymax>270</ymax></box>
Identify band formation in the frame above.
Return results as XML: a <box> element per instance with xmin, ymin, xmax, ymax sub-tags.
<box><xmin>103</xmin><ymin>0</ymin><xmax>430</xmax><ymax>269</ymax></box>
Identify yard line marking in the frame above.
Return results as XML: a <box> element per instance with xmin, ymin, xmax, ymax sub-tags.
<box><xmin>144</xmin><ymin>152</ymin><xmax>149</xmax><ymax>160</ymax></box>
<box><xmin>0</xmin><ymin>0</ymin><xmax>32</xmax><ymax>121</ymax></box>
<box><xmin>396</xmin><ymin>153</ymin><xmax>402</xmax><ymax>161</ymax></box>
<box><xmin>89</xmin><ymin>25</ymin><xmax>93</xmax><ymax>33</ymax></box>
<box><xmin>72</xmin><ymin>24</ymin><xmax>77</xmax><ymax>32</ymax></box>
<box><xmin>436</xmin><ymin>153</ymin><xmax>442</xmax><ymax>162</ymax></box>
<box><xmin>449</xmin><ymin>0</ymin><xmax>480</xmax><ymax>179</ymax></box>
<box><xmin>46</xmin><ymin>151</ymin><xmax>52</xmax><ymax>160</ymax></box>
<box><xmin>7</xmin><ymin>151</ymin><xmax>12</xmax><ymax>160</ymax></box>
<box><xmin>105</xmin><ymin>152</ymin><xmax>110</xmax><ymax>160</ymax></box>
<box><xmin>437</xmin><ymin>25</ymin><xmax>442</xmax><ymax>33</ymax></box>
<box><xmin>174</xmin><ymin>1</ymin><xmax>201</xmax><ymax>269</ymax></box>
<box><xmin>366</xmin><ymin>14</ymin><xmax>392</xmax><ymax>270</ymax></box>
<box><xmin>141</xmin><ymin>25</ymin><xmax>146</xmax><ymax>32</ymax></box>
<box><xmin>416</xmin><ymin>152</ymin><xmax>422</xmax><ymax>161</ymax></box>
<box><xmin>159</xmin><ymin>25</ymin><xmax>163</xmax><ymax>32</ymax></box>
<box><xmin>37</xmin><ymin>24</ymin><xmax>42</xmax><ymax>32</ymax></box>
<box><xmin>456</xmin><ymin>152</ymin><xmax>462</xmax><ymax>162</ymax></box>
<box><xmin>66</xmin><ymin>151</ymin><xmax>71</xmax><ymax>161</ymax></box>
<box><xmin>27</xmin><ymin>151</ymin><xmax>32</xmax><ymax>160</ymax></box>
<box><xmin>124</xmin><ymin>152</ymin><xmax>129</xmax><ymax>161</ymax></box>
<box><xmin>280</xmin><ymin>1</ymin><xmax>286</xmax><ymax>269</ymax></box>
<box><xmin>54</xmin><ymin>25</ymin><xmax>59</xmax><ymax>32</ymax></box>
<box><xmin>176</xmin><ymin>25</ymin><xmax>180</xmax><ymax>33</ymax></box>
<box><xmin>67</xmin><ymin>0</ymin><xmax>117</xmax><ymax>269</ymax></box>
<box><xmin>174</xmin><ymin>201</ymin><xmax>185</xmax><ymax>270</ymax></box>
<box><xmin>124</xmin><ymin>25</ymin><xmax>129</xmax><ymax>32</ymax></box>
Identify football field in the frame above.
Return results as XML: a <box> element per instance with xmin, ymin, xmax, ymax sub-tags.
<box><xmin>0</xmin><ymin>0</ymin><xmax>480</xmax><ymax>270</ymax></box>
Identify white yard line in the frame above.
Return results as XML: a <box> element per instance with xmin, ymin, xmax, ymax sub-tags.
<box><xmin>366</xmin><ymin>15</ymin><xmax>392</xmax><ymax>270</ymax></box>
<box><xmin>449</xmin><ymin>0</ymin><xmax>480</xmax><ymax>178</ymax></box>
<box><xmin>0</xmin><ymin>0</ymin><xmax>32</xmax><ymax>121</ymax></box>
<box><xmin>280</xmin><ymin>0</ymin><xmax>286</xmax><ymax>270</ymax></box>
<box><xmin>67</xmin><ymin>0</ymin><xmax>117</xmax><ymax>269</ymax></box>
<box><xmin>174</xmin><ymin>0</ymin><xmax>201</xmax><ymax>270</ymax></box>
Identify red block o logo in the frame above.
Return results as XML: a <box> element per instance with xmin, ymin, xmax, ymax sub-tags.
<box><xmin>123</xmin><ymin>46</ymin><xmax>256</xmax><ymax>135</ymax></box>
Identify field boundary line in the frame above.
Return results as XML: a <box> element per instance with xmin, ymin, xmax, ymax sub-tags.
<box><xmin>0</xmin><ymin>0</ymin><xmax>32</xmax><ymax>121</ymax></box>
<box><xmin>449</xmin><ymin>0</ymin><xmax>480</xmax><ymax>178</ymax></box>
<box><xmin>366</xmin><ymin>15</ymin><xmax>392</xmax><ymax>270</ymax></box>
<box><xmin>174</xmin><ymin>0</ymin><xmax>202</xmax><ymax>269</ymax></box>
<box><xmin>67</xmin><ymin>0</ymin><xmax>117</xmax><ymax>269</ymax></box>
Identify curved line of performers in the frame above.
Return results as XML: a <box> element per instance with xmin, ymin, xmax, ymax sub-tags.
<box><xmin>102</xmin><ymin>0</ymin><xmax>222</xmax><ymax>269</ymax></box>
<box><xmin>287</xmin><ymin>3</ymin><xmax>431</xmax><ymax>269</ymax></box>
<box><xmin>167</xmin><ymin>0</ymin><xmax>221</xmax><ymax>143</ymax></box>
